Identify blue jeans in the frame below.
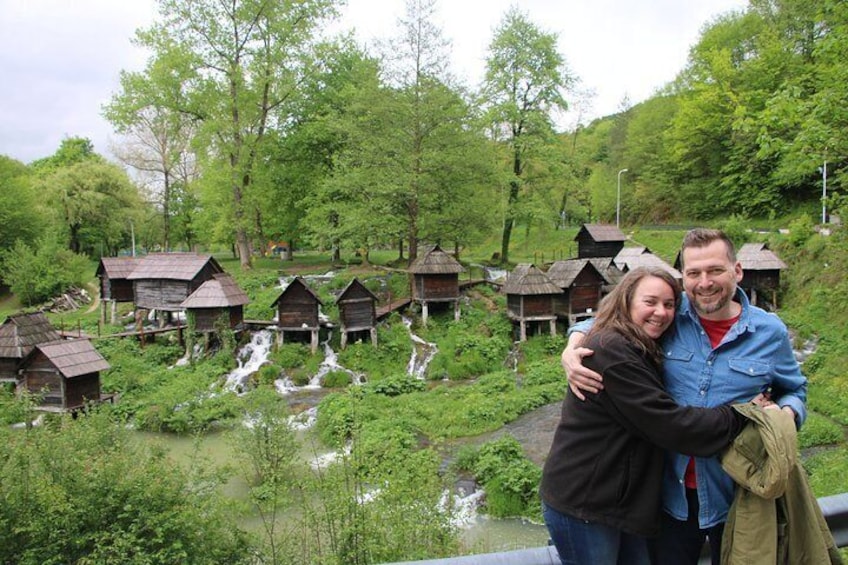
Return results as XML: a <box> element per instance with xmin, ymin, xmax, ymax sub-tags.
<box><xmin>542</xmin><ymin>501</ymin><xmax>651</xmax><ymax>565</ymax></box>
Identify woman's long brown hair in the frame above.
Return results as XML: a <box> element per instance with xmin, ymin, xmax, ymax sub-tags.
<box><xmin>586</xmin><ymin>266</ymin><xmax>681</xmax><ymax>366</ymax></box>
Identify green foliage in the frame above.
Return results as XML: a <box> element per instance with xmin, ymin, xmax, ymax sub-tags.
<box><xmin>0</xmin><ymin>410</ymin><xmax>250</xmax><ymax>565</ymax></box>
<box><xmin>0</xmin><ymin>156</ymin><xmax>45</xmax><ymax>252</ymax></box>
<box><xmin>787</xmin><ymin>214</ymin><xmax>816</xmax><ymax>247</ymax></box>
<box><xmin>295</xmin><ymin>442</ymin><xmax>460</xmax><ymax>564</ymax></box>
<box><xmin>516</xmin><ymin>334</ymin><xmax>567</xmax><ymax>373</ymax></box>
<box><xmin>0</xmin><ymin>235</ymin><xmax>91</xmax><ymax>306</ymax></box>
<box><xmin>521</xmin><ymin>359</ymin><xmax>567</xmax><ymax>388</ymax></box>
<box><xmin>364</xmin><ymin>374</ymin><xmax>427</xmax><ymax>397</ymax></box>
<box><xmin>481</xmin><ymin>6</ymin><xmax>575</xmax><ymax>262</ymax></box>
<box><xmin>228</xmin><ymin>388</ymin><xmax>300</xmax><ymax>563</ymax></box>
<box><xmin>321</xmin><ymin>370</ymin><xmax>352</xmax><ymax>388</ymax></box>
<box><xmin>337</xmin><ymin>318</ymin><xmax>412</xmax><ymax>380</ymax></box>
<box><xmin>233</xmin><ymin>269</ymin><xmax>281</xmax><ymax>321</ymax></box>
<box><xmin>798</xmin><ymin>412</ymin><xmax>845</xmax><ymax>449</ymax></box>
<box><xmin>717</xmin><ymin>214</ymin><xmax>752</xmax><ymax>250</ymax></box>
<box><xmin>98</xmin><ymin>339</ymin><xmax>240</xmax><ymax>433</ymax></box>
<box><xmin>457</xmin><ymin>435</ymin><xmax>542</xmax><ymax>519</ymax></box>
<box><xmin>425</xmin><ymin>306</ymin><xmax>513</xmax><ymax>381</ymax></box>
<box><xmin>270</xmin><ymin>343</ymin><xmax>313</xmax><ymax>368</ymax></box>
<box><xmin>257</xmin><ymin>364</ymin><xmax>282</xmax><ymax>386</ymax></box>
<box><xmin>804</xmin><ymin>447</ymin><xmax>848</xmax><ymax>498</ymax></box>
<box><xmin>316</xmin><ymin>391</ymin><xmax>362</xmax><ymax>447</ymax></box>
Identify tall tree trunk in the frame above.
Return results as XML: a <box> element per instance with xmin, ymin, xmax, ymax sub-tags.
<box><xmin>501</xmin><ymin>150</ymin><xmax>521</xmax><ymax>264</ymax></box>
<box><xmin>163</xmin><ymin>170</ymin><xmax>171</xmax><ymax>251</ymax></box>
<box><xmin>232</xmin><ymin>180</ymin><xmax>252</xmax><ymax>269</ymax></box>
<box><xmin>397</xmin><ymin>238</ymin><xmax>405</xmax><ymax>262</ymax></box>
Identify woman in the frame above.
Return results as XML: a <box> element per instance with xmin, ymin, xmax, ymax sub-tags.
<box><xmin>539</xmin><ymin>267</ymin><xmax>748</xmax><ymax>565</ymax></box>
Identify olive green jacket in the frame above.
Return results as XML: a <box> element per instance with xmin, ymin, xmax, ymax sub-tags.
<box><xmin>720</xmin><ymin>403</ymin><xmax>842</xmax><ymax>565</ymax></box>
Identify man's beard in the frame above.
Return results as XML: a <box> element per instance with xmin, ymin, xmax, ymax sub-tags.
<box><xmin>692</xmin><ymin>291</ymin><xmax>729</xmax><ymax>316</ymax></box>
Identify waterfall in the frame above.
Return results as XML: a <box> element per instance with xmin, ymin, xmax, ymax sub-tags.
<box><xmin>173</xmin><ymin>342</ymin><xmax>205</xmax><ymax>368</ymax></box>
<box><xmin>442</xmin><ymin>488</ymin><xmax>486</xmax><ymax>528</ymax></box>
<box><xmin>794</xmin><ymin>335</ymin><xmax>819</xmax><ymax>365</ymax></box>
<box><xmin>469</xmin><ymin>263</ymin><xmax>507</xmax><ymax>284</ymax></box>
<box><xmin>275</xmin><ymin>333</ymin><xmax>363</xmax><ymax>395</ymax></box>
<box><xmin>308</xmin><ymin>443</ymin><xmax>351</xmax><ymax>471</ymax></box>
<box><xmin>223</xmin><ymin>330</ymin><xmax>274</xmax><ymax>393</ymax></box>
<box><xmin>403</xmin><ymin>316</ymin><xmax>439</xmax><ymax>379</ymax></box>
<box><xmin>505</xmin><ymin>342</ymin><xmax>521</xmax><ymax>372</ymax></box>
<box><xmin>287</xmin><ymin>407</ymin><xmax>318</xmax><ymax>431</ymax></box>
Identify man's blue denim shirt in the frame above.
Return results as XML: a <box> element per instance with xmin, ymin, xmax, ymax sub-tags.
<box><xmin>568</xmin><ymin>288</ymin><xmax>807</xmax><ymax>528</ymax></box>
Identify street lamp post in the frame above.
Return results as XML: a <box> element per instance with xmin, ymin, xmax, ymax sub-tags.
<box><xmin>616</xmin><ymin>168</ymin><xmax>628</xmax><ymax>228</ymax></box>
<box><xmin>822</xmin><ymin>159</ymin><xmax>828</xmax><ymax>225</ymax></box>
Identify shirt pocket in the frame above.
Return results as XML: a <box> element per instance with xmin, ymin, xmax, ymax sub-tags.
<box><xmin>728</xmin><ymin>358</ymin><xmax>771</xmax><ymax>388</ymax></box>
<box><xmin>663</xmin><ymin>347</ymin><xmax>693</xmax><ymax>363</ymax></box>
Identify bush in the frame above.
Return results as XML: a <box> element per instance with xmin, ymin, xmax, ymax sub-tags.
<box><xmin>316</xmin><ymin>391</ymin><xmax>361</xmax><ymax>446</ymax></box>
<box><xmin>365</xmin><ymin>374</ymin><xmax>427</xmax><ymax>396</ymax></box>
<box><xmin>0</xmin><ymin>410</ymin><xmax>250</xmax><ymax>564</ymax></box>
<box><xmin>522</xmin><ymin>359</ymin><xmax>566</xmax><ymax>387</ymax></box>
<box><xmin>271</xmin><ymin>343</ymin><xmax>312</xmax><ymax>368</ymax></box>
<box><xmin>462</xmin><ymin>435</ymin><xmax>542</xmax><ymax>519</ymax></box>
<box><xmin>787</xmin><ymin>214</ymin><xmax>815</xmax><ymax>247</ymax></box>
<box><xmin>322</xmin><ymin>370</ymin><xmax>352</xmax><ymax>388</ymax></box>
<box><xmin>257</xmin><ymin>364</ymin><xmax>281</xmax><ymax>385</ymax></box>
<box><xmin>0</xmin><ymin>235</ymin><xmax>90</xmax><ymax>306</ymax></box>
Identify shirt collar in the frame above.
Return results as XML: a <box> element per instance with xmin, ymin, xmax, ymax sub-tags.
<box><xmin>680</xmin><ymin>288</ymin><xmax>752</xmax><ymax>333</ymax></box>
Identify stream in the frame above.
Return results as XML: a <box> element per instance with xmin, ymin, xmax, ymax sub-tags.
<box><xmin>135</xmin><ymin>308</ymin><xmax>553</xmax><ymax>553</ymax></box>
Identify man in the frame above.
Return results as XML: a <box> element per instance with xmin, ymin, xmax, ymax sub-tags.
<box><xmin>562</xmin><ymin>228</ymin><xmax>806</xmax><ymax>565</ymax></box>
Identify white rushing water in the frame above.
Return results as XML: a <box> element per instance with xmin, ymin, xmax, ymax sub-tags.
<box><xmin>275</xmin><ymin>333</ymin><xmax>363</xmax><ymax>395</ymax></box>
<box><xmin>223</xmin><ymin>330</ymin><xmax>274</xmax><ymax>393</ymax></box>
<box><xmin>403</xmin><ymin>316</ymin><xmax>439</xmax><ymax>379</ymax></box>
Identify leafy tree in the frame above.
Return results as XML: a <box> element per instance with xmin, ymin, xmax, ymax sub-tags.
<box><xmin>265</xmin><ymin>38</ymin><xmax>382</xmax><ymax>262</ymax></box>
<box><xmin>0</xmin><ymin>235</ymin><xmax>91</xmax><ymax>306</ymax></box>
<box><xmin>307</xmin><ymin>0</ymin><xmax>496</xmax><ymax>264</ymax></box>
<box><xmin>39</xmin><ymin>158</ymin><xmax>143</xmax><ymax>255</ymax></box>
<box><xmin>134</xmin><ymin>0</ymin><xmax>338</xmax><ymax>269</ymax></box>
<box><xmin>480</xmin><ymin>7</ymin><xmax>575</xmax><ymax>263</ymax></box>
<box><xmin>104</xmin><ymin>55</ymin><xmax>201</xmax><ymax>251</ymax></box>
<box><xmin>229</xmin><ymin>389</ymin><xmax>300</xmax><ymax>565</ymax></box>
<box><xmin>379</xmin><ymin>0</ymin><xmax>489</xmax><ymax>263</ymax></box>
<box><xmin>30</xmin><ymin>136</ymin><xmax>100</xmax><ymax>171</ymax></box>
<box><xmin>0</xmin><ymin>156</ymin><xmax>45</xmax><ymax>252</ymax></box>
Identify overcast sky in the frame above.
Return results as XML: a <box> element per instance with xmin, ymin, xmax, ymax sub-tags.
<box><xmin>0</xmin><ymin>0</ymin><xmax>747</xmax><ymax>164</ymax></box>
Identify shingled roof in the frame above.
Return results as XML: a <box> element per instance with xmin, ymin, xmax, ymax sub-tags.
<box><xmin>0</xmin><ymin>312</ymin><xmax>62</xmax><ymax>359</ymax></box>
<box><xmin>503</xmin><ymin>264</ymin><xmax>562</xmax><ymax>295</ymax></box>
<box><xmin>576</xmin><ymin>224</ymin><xmax>627</xmax><ymax>243</ymax></box>
<box><xmin>619</xmin><ymin>251</ymin><xmax>682</xmax><ymax>280</ymax></box>
<box><xmin>547</xmin><ymin>259</ymin><xmax>619</xmax><ymax>288</ymax></box>
<box><xmin>408</xmin><ymin>245</ymin><xmax>465</xmax><ymax>274</ymax></box>
<box><xmin>181</xmin><ymin>273</ymin><xmax>250</xmax><ymax>309</ymax></box>
<box><xmin>737</xmin><ymin>243</ymin><xmax>787</xmax><ymax>271</ymax></box>
<box><xmin>96</xmin><ymin>256</ymin><xmax>141</xmax><ymax>279</ymax></box>
<box><xmin>613</xmin><ymin>246</ymin><xmax>652</xmax><ymax>270</ymax></box>
<box><xmin>271</xmin><ymin>276</ymin><xmax>323</xmax><ymax>307</ymax></box>
<box><xmin>126</xmin><ymin>253</ymin><xmax>223</xmax><ymax>281</ymax></box>
<box><xmin>335</xmin><ymin>278</ymin><xmax>378</xmax><ymax>303</ymax></box>
<box><xmin>30</xmin><ymin>339</ymin><xmax>110</xmax><ymax>378</ymax></box>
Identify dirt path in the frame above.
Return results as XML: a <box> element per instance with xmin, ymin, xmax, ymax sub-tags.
<box><xmin>84</xmin><ymin>282</ymin><xmax>101</xmax><ymax>314</ymax></box>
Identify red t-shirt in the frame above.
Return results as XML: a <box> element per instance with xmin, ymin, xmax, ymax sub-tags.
<box><xmin>684</xmin><ymin>313</ymin><xmax>741</xmax><ymax>488</ymax></box>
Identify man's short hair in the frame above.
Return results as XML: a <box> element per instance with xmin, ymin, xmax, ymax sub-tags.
<box><xmin>681</xmin><ymin>228</ymin><xmax>737</xmax><ymax>264</ymax></box>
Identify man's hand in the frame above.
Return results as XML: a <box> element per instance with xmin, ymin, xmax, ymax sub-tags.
<box><xmin>561</xmin><ymin>332</ymin><xmax>603</xmax><ymax>401</ymax></box>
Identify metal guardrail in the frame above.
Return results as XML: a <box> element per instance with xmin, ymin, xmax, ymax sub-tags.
<box><xmin>383</xmin><ymin>492</ymin><xmax>848</xmax><ymax>565</ymax></box>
